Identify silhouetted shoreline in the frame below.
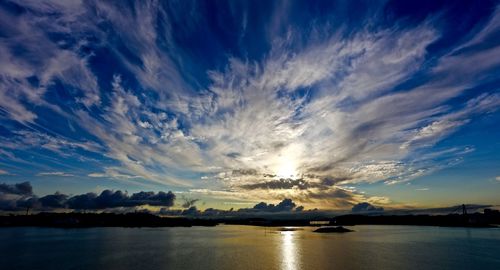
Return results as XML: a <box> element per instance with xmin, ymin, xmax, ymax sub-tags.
<box><xmin>0</xmin><ymin>212</ymin><xmax>217</xmax><ymax>228</ymax></box>
<box><xmin>1</xmin><ymin>209</ymin><xmax>499</xmax><ymax>228</ymax></box>
<box><xmin>222</xmin><ymin>211</ymin><xmax>500</xmax><ymax>228</ymax></box>
<box><xmin>330</xmin><ymin>212</ymin><xmax>500</xmax><ymax>228</ymax></box>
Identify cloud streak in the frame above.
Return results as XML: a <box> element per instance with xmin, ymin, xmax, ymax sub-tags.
<box><xmin>37</xmin><ymin>172</ymin><xmax>73</xmax><ymax>177</ymax></box>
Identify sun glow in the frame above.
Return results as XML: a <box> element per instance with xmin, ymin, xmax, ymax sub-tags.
<box><xmin>274</xmin><ymin>145</ymin><xmax>303</xmax><ymax>179</ymax></box>
<box><xmin>276</xmin><ymin>161</ymin><xmax>298</xmax><ymax>179</ymax></box>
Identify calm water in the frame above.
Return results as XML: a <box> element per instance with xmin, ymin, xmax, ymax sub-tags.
<box><xmin>1</xmin><ymin>225</ymin><xmax>499</xmax><ymax>270</ymax></box>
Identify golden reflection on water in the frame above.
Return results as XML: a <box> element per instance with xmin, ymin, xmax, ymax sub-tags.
<box><xmin>280</xmin><ymin>230</ymin><xmax>298</xmax><ymax>270</ymax></box>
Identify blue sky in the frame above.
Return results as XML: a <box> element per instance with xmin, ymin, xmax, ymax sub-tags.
<box><xmin>0</xmin><ymin>0</ymin><xmax>499</xmax><ymax>210</ymax></box>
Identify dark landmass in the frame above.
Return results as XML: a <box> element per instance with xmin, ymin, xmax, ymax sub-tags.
<box><xmin>0</xmin><ymin>209</ymin><xmax>498</xmax><ymax>229</ymax></box>
<box><xmin>331</xmin><ymin>209</ymin><xmax>500</xmax><ymax>228</ymax></box>
<box><xmin>314</xmin><ymin>226</ymin><xmax>353</xmax><ymax>233</ymax></box>
<box><xmin>218</xmin><ymin>208</ymin><xmax>500</xmax><ymax>228</ymax></box>
<box><xmin>0</xmin><ymin>212</ymin><xmax>217</xmax><ymax>228</ymax></box>
<box><xmin>331</xmin><ymin>215</ymin><xmax>488</xmax><ymax>227</ymax></box>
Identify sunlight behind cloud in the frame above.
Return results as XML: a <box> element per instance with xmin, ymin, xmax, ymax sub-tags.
<box><xmin>276</xmin><ymin>162</ymin><xmax>298</xmax><ymax>179</ymax></box>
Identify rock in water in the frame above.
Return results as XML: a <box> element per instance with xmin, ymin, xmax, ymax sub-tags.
<box><xmin>313</xmin><ymin>226</ymin><xmax>353</xmax><ymax>233</ymax></box>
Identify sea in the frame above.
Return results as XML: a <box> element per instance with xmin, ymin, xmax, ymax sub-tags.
<box><xmin>1</xmin><ymin>225</ymin><xmax>499</xmax><ymax>270</ymax></box>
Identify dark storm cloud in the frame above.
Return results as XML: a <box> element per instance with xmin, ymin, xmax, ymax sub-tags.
<box><xmin>67</xmin><ymin>193</ymin><xmax>98</xmax><ymax>209</ymax></box>
<box><xmin>352</xmin><ymin>202</ymin><xmax>384</xmax><ymax>213</ymax></box>
<box><xmin>130</xmin><ymin>191</ymin><xmax>177</xmax><ymax>206</ymax></box>
<box><xmin>159</xmin><ymin>199</ymin><xmax>308</xmax><ymax>217</ymax></box>
<box><xmin>66</xmin><ymin>190</ymin><xmax>176</xmax><ymax>209</ymax></box>
<box><xmin>231</xmin><ymin>169</ymin><xmax>258</xmax><ymax>176</ymax></box>
<box><xmin>0</xmin><ymin>182</ymin><xmax>176</xmax><ymax>211</ymax></box>
<box><xmin>319</xmin><ymin>177</ymin><xmax>352</xmax><ymax>186</ymax></box>
<box><xmin>178</xmin><ymin>200</ymin><xmax>305</xmax><ymax>216</ymax></box>
<box><xmin>308</xmin><ymin>188</ymin><xmax>354</xmax><ymax>200</ymax></box>
<box><xmin>240</xmin><ymin>178</ymin><xmax>312</xmax><ymax>190</ymax></box>
<box><xmin>0</xmin><ymin>182</ymin><xmax>37</xmax><ymax>211</ymax></box>
<box><xmin>94</xmin><ymin>190</ymin><xmax>129</xmax><ymax>208</ymax></box>
<box><xmin>248</xmin><ymin>198</ymin><xmax>298</xmax><ymax>212</ymax></box>
<box><xmin>239</xmin><ymin>176</ymin><xmax>353</xmax><ymax>191</ymax></box>
<box><xmin>0</xmin><ymin>195</ymin><xmax>40</xmax><ymax>211</ymax></box>
<box><xmin>39</xmin><ymin>192</ymin><xmax>69</xmax><ymax>208</ymax></box>
<box><xmin>15</xmin><ymin>197</ymin><xmax>40</xmax><ymax>209</ymax></box>
<box><xmin>0</xmin><ymin>194</ymin><xmax>19</xmax><ymax>211</ymax></box>
<box><xmin>0</xmin><ymin>181</ymin><xmax>33</xmax><ymax>196</ymax></box>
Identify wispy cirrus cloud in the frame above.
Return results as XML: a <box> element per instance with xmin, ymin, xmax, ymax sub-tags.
<box><xmin>37</xmin><ymin>172</ymin><xmax>73</xmax><ymax>177</ymax></box>
<box><xmin>88</xmin><ymin>167</ymin><xmax>141</xmax><ymax>180</ymax></box>
<box><xmin>0</xmin><ymin>1</ymin><xmax>499</xmax><ymax>209</ymax></box>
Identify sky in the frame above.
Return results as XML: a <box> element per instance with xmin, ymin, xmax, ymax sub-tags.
<box><xmin>0</xmin><ymin>0</ymin><xmax>499</xmax><ymax>212</ymax></box>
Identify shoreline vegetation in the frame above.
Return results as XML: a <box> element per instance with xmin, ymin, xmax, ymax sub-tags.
<box><xmin>0</xmin><ymin>209</ymin><xmax>499</xmax><ymax>229</ymax></box>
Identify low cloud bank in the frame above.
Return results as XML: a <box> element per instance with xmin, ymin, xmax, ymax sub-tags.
<box><xmin>0</xmin><ymin>182</ymin><xmax>175</xmax><ymax>211</ymax></box>
<box><xmin>250</xmin><ymin>198</ymin><xmax>300</xmax><ymax>212</ymax></box>
<box><xmin>160</xmin><ymin>198</ymin><xmax>308</xmax><ymax>217</ymax></box>
<box><xmin>351</xmin><ymin>202</ymin><xmax>384</xmax><ymax>213</ymax></box>
<box><xmin>0</xmin><ymin>182</ymin><xmax>33</xmax><ymax>196</ymax></box>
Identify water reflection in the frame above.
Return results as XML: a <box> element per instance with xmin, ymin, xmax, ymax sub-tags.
<box><xmin>280</xmin><ymin>230</ymin><xmax>298</xmax><ymax>270</ymax></box>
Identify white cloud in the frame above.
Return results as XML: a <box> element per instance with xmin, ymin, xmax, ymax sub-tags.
<box><xmin>0</xmin><ymin>2</ymin><xmax>101</xmax><ymax>125</ymax></box>
<box><xmin>87</xmin><ymin>167</ymin><xmax>141</xmax><ymax>180</ymax></box>
<box><xmin>0</xmin><ymin>130</ymin><xmax>102</xmax><ymax>157</ymax></box>
<box><xmin>37</xmin><ymin>172</ymin><xmax>73</xmax><ymax>177</ymax></box>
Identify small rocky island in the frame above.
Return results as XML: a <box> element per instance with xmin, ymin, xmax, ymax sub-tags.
<box><xmin>314</xmin><ymin>226</ymin><xmax>354</xmax><ymax>233</ymax></box>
